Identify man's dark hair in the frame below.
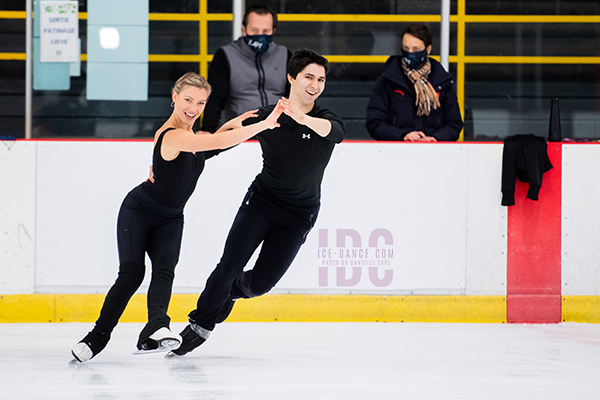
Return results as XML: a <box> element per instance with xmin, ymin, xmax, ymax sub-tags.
<box><xmin>287</xmin><ymin>48</ymin><xmax>329</xmax><ymax>78</ymax></box>
<box><xmin>243</xmin><ymin>4</ymin><xmax>278</xmax><ymax>31</ymax></box>
<box><xmin>403</xmin><ymin>23</ymin><xmax>433</xmax><ymax>48</ymax></box>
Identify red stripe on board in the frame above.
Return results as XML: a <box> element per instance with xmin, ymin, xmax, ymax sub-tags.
<box><xmin>507</xmin><ymin>294</ymin><xmax>562</xmax><ymax>324</ymax></box>
<box><xmin>506</xmin><ymin>143</ymin><xmax>562</xmax><ymax>323</ymax></box>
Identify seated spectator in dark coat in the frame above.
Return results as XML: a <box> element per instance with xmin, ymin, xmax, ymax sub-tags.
<box><xmin>366</xmin><ymin>23</ymin><xmax>463</xmax><ymax>142</ymax></box>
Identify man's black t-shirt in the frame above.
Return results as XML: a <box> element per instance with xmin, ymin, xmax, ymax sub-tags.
<box><xmin>245</xmin><ymin>104</ymin><xmax>344</xmax><ymax>206</ymax></box>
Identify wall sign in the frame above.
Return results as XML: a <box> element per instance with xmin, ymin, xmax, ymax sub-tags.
<box><xmin>40</xmin><ymin>1</ymin><xmax>79</xmax><ymax>62</ymax></box>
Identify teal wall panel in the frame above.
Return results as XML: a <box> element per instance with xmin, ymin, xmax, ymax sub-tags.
<box><xmin>86</xmin><ymin>63</ymin><xmax>148</xmax><ymax>101</ymax></box>
<box><xmin>33</xmin><ymin>38</ymin><xmax>71</xmax><ymax>91</ymax></box>
<box><xmin>87</xmin><ymin>0</ymin><xmax>149</xmax><ymax>26</ymax></box>
<box><xmin>87</xmin><ymin>26</ymin><xmax>149</xmax><ymax>63</ymax></box>
<box><xmin>70</xmin><ymin>39</ymin><xmax>81</xmax><ymax>77</ymax></box>
<box><xmin>86</xmin><ymin>0</ymin><xmax>149</xmax><ymax>101</ymax></box>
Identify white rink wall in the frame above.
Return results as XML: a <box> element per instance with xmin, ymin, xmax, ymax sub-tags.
<box><xmin>1</xmin><ymin>140</ymin><xmax>598</xmax><ymax>296</ymax></box>
<box><xmin>561</xmin><ymin>145</ymin><xmax>600</xmax><ymax>295</ymax></box>
<box><xmin>0</xmin><ymin>140</ymin><xmax>36</xmax><ymax>293</ymax></box>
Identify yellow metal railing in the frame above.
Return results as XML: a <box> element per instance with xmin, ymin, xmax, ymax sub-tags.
<box><xmin>3</xmin><ymin>8</ymin><xmax>597</xmax><ymax>70</ymax></box>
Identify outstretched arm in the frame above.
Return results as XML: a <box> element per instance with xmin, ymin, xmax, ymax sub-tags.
<box><xmin>161</xmin><ymin>101</ymin><xmax>284</xmax><ymax>160</ymax></box>
<box><xmin>214</xmin><ymin>109</ymin><xmax>259</xmax><ymax>133</ymax></box>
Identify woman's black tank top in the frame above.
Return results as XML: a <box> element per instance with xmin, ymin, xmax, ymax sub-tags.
<box><xmin>142</xmin><ymin>128</ymin><xmax>206</xmax><ymax>209</ymax></box>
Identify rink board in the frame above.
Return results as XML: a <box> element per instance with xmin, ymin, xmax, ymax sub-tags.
<box><xmin>1</xmin><ymin>293</ymin><xmax>598</xmax><ymax>323</ymax></box>
<box><xmin>0</xmin><ymin>294</ymin><xmax>507</xmax><ymax>323</ymax></box>
<box><xmin>4</xmin><ymin>141</ymin><xmax>600</xmax><ymax>323</ymax></box>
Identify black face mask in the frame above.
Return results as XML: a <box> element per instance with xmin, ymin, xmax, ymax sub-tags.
<box><xmin>402</xmin><ymin>48</ymin><xmax>428</xmax><ymax>69</ymax></box>
<box><xmin>243</xmin><ymin>35</ymin><xmax>273</xmax><ymax>55</ymax></box>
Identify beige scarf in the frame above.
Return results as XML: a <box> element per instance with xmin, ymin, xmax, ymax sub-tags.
<box><xmin>402</xmin><ymin>58</ymin><xmax>440</xmax><ymax>116</ymax></box>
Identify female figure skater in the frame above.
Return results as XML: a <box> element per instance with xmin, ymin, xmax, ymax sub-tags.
<box><xmin>71</xmin><ymin>72</ymin><xmax>283</xmax><ymax>363</ymax></box>
<box><xmin>169</xmin><ymin>48</ymin><xmax>345</xmax><ymax>356</ymax></box>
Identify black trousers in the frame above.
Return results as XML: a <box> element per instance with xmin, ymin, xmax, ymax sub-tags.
<box><xmin>189</xmin><ymin>181</ymin><xmax>319</xmax><ymax>331</ymax></box>
<box><xmin>94</xmin><ymin>184</ymin><xmax>184</xmax><ymax>345</ymax></box>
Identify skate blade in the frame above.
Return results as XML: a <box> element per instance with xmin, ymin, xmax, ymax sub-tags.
<box><xmin>132</xmin><ymin>339</ymin><xmax>180</xmax><ymax>355</ymax></box>
<box><xmin>164</xmin><ymin>350</ymin><xmax>181</xmax><ymax>358</ymax></box>
<box><xmin>68</xmin><ymin>358</ymin><xmax>92</xmax><ymax>370</ymax></box>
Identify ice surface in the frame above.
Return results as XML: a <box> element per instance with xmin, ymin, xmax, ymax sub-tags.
<box><xmin>1</xmin><ymin>322</ymin><xmax>599</xmax><ymax>399</ymax></box>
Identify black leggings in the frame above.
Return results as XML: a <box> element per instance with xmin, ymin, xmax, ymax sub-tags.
<box><xmin>189</xmin><ymin>182</ymin><xmax>319</xmax><ymax>331</ymax></box>
<box><xmin>94</xmin><ymin>184</ymin><xmax>184</xmax><ymax>344</ymax></box>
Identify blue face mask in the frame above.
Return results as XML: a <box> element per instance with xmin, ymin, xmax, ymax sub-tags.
<box><xmin>402</xmin><ymin>48</ymin><xmax>428</xmax><ymax>69</ymax></box>
<box><xmin>243</xmin><ymin>34</ymin><xmax>273</xmax><ymax>55</ymax></box>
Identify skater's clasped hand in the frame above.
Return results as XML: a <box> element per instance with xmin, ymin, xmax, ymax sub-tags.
<box><xmin>263</xmin><ymin>100</ymin><xmax>285</xmax><ymax>130</ymax></box>
<box><xmin>278</xmin><ymin>97</ymin><xmax>306</xmax><ymax>125</ymax></box>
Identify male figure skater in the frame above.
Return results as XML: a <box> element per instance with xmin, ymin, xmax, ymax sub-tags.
<box><xmin>170</xmin><ymin>48</ymin><xmax>345</xmax><ymax>356</ymax></box>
